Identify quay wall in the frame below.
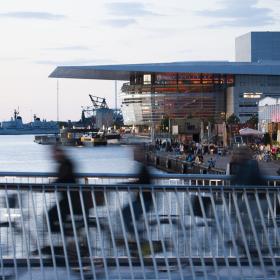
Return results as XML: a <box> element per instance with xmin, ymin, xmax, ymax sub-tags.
<box><xmin>146</xmin><ymin>151</ymin><xmax>225</xmax><ymax>174</ymax></box>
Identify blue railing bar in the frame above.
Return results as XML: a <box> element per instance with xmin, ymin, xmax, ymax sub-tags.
<box><xmin>0</xmin><ymin>171</ymin><xmax>233</xmax><ymax>180</ymax></box>
<box><xmin>1</xmin><ymin>171</ymin><xmax>280</xmax><ymax>181</ymax></box>
<box><xmin>0</xmin><ymin>183</ymin><xmax>280</xmax><ymax>192</ymax></box>
<box><xmin>0</xmin><ymin>171</ymin><xmax>280</xmax><ymax>182</ymax></box>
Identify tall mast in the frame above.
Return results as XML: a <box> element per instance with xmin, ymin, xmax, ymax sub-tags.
<box><xmin>115</xmin><ymin>80</ymin><xmax>117</xmax><ymax>110</ymax></box>
<box><xmin>56</xmin><ymin>79</ymin><xmax>59</xmax><ymax>122</ymax></box>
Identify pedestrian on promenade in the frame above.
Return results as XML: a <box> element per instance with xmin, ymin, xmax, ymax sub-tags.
<box><xmin>207</xmin><ymin>157</ymin><xmax>215</xmax><ymax>169</ymax></box>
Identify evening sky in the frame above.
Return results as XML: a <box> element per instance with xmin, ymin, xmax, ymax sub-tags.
<box><xmin>0</xmin><ymin>0</ymin><xmax>279</xmax><ymax>122</ymax></box>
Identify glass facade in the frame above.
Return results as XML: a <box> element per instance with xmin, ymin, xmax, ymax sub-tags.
<box><xmin>121</xmin><ymin>72</ymin><xmax>234</xmax><ymax>126</ymax></box>
<box><xmin>259</xmin><ymin>99</ymin><xmax>280</xmax><ymax>133</ymax></box>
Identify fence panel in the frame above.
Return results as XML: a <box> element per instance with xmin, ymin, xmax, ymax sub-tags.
<box><xmin>0</xmin><ymin>174</ymin><xmax>278</xmax><ymax>279</ymax></box>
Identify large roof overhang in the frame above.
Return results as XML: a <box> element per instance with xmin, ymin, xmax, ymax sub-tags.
<box><xmin>49</xmin><ymin>61</ymin><xmax>280</xmax><ymax>81</ymax></box>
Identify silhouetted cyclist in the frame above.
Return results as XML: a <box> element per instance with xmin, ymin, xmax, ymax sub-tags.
<box><xmin>121</xmin><ymin>145</ymin><xmax>154</xmax><ymax>247</ymax></box>
<box><xmin>122</xmin><ymin>163</ymin><xmax>152</xmax><ymax>238</ymax></box>
<box><xmin>226</xmin><ymin>146</ymin><xmax>267</xmax><ymax>255</ymax></box>
<box><xmin>48</xmin><ymin>145</ymin><xmax>93</xmax><ymax>235</ymax></box>
<box><xmin>230</xmin><ymin>146</ymin><xmax>265</xmax><ymax>186</ymax></box>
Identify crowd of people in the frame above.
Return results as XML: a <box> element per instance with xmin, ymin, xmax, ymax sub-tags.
<box><xmin>153</xmin><ymin>138</ymin><xmax>222</xmax><ymax>168</ymax></box>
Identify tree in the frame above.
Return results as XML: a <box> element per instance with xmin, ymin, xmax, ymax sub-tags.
<box><xmin>160</xmin><ymin>116</ymin><xmax>169</xmax><ymax>132</ymax></box>
<box><xmin>226</xmin><ymin>114</ymin><xmax>240</xmax><ymax>125</ymax></box>
<box><xmin>263</xmin><ymin>132</ymin><xmax>272</xmax><ymax>146</ymax></box>
<box><xmin>246</xmin><ymin>114</ymin><xmax>258</xmax><ymax>129</ymax></box>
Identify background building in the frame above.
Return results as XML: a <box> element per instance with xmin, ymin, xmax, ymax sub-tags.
<box><xmin>235</xmin><ymin>32</ymin><xmax>280</xmax><ymax>63</ymax></box>
<box><xmin>259</xmin><ymin>96</ymin><xmax>280</xmax><ymax>141</ymax></box>
<box><xmin>231</xmin><ymin>32</ymin><xmax>280</xmax><ymax>123</ymax></box>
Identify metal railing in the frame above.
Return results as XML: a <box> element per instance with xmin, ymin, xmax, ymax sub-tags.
<box><xmin>0</xmin><ymin>173</ymin><xmax>280</xmax><ymax>279</ymax></box>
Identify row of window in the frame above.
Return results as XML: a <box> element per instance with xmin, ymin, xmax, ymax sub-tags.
<box><xmin>239</xmin><ymin>92</ymin><xmax>263</xmax><ymax>99</ymax></box>
<box><xmin>130</xmin><ymin>73</ymin><xmax>234</xmax><ymax>86</ymax></box>
<box><xmin>239</xmin><ymin>104</ymin><xmax>257</xmax><ymax>108</ymax></box>
<box><xmin>239</xmin><ymin>113</ymin><xmax>254</xmax><ymax>117</ymax></box>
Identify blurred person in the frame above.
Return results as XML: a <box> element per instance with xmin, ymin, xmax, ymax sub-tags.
<box><xmin>199</xmin><ymin>153</ymin><xmax>204</xmax><ymax>164</ymax></box>
<box><xmin>122</xmin><ymin>145</ymin><xmax>153</xmax><ymax>240</ymax></box>
<box><xmin>207</xmin><ymin>157</ymin><xmax>215</xmax><ymax>169</ymax></box>
<box><xmin>186</xmin><ymin>153</ymin><xmax>194</xmax><ymax>163</ymax></box>
<box><xmin>179</xmin><ymin>143</ymin><xmax>184</xmax><ymax>154</ymax></box>
<box><xmin>230</xmin><ymin>146</ymin><xmax>265</xmax><ymax>185</ymax></box>
<box><xmin>194</xmin><ymin>155</ymin><xmax>201</xmax><ymax>164</ymax></box>
<box><xmin>48</xmin><ymin>145</ymin><xmax>93</xmax><ymax>235</ymax></box>
<box><xmin>227</xmin><ymin>146</ymin><xmax>269</xmax><ymax>256</ymax></box>
<box><xmin>119</xmin><ymin>144</ymin><xmax>167</xmax><ymax>257</ymax></box>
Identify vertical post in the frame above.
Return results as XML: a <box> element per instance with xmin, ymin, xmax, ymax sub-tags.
<box><xmin>169</xmin><ymin>117</ymin><xmax>171</xmax><ymax>136</ymax></box>
<box><xmin>115</xmin><ymin>80</ymin><xmax>118</xmax><ymax>110</ymax></box>
<box><xmin>57</xmin><ymin>79</ymin><xmax>59</xmax><ymax>122</ymax></box>
<box><xmin>207</xmin><ymin>121</ymin><xmax>211</xmax><ymax>142</ymax></box>
<box><xmin>200</xmin><ymin>120</ymin><xmax>204</xmax><ymax>142</ymax></box>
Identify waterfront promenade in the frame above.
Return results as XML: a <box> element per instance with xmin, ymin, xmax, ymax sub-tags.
<box><xmin>147</xmin><ymin>150</ymin><xmax>280</xmax><ymax>175</ymax></box>
<box><xmin>203</xmin><ymin>153</ymin><xmax>280</xmax><ymax>175</ymax></box>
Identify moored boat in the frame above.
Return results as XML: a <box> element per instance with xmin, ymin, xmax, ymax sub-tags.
<box><xmin>80</xmin><ymin>132</ymin><xmax>107</xmax><ymax>146</ymax></box>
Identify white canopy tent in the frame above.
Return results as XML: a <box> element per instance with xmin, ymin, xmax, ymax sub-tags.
<box><xmin>239</xmin><ymin>127</ymin><xmax>263</xmax><ymax>136</ymax></box>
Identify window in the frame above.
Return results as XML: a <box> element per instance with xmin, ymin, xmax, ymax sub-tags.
<box><xmin>239</xmin><ymin>104</ymin><xmax>257</xmax><ymax>108</ymax></box>
<box><xmin>267</xmin><ymin>77</ymin><xmax>280</xmax><ymax>86</ymax></box>
<box><xmin>239</xmin><ymin>113</ymin><xmax>255</xmax><ymax>117</ymax></box>
<box><xmin>143</xmin><ymin>74</ymin><xmax>151</xmax><ymax>85</ymax></box>
<box><xmin>242</xmin><ymin>92</ymin><xmax>263</xmax><ymax>99</ymax></box>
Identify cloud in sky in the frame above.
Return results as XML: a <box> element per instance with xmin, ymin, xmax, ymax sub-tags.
<box><xmin>102</xmin><ymin>2</ymin><xmax>159</xmax><ymax>28</ymax></box>
<box><xmin>197</xmin><ymin>0</ymin><xmax>275</xmax><ymax>27</ymax></box>
<box><xmin>102</xmin><ymin>18</ymin><xmax>137</xmax><ymax>27</ymax></box>
<box><xmin>43</xmin><ymin>46</ymin><xmax>90</xmax><ymax>51</ymax></box>
<box><xmin>35</xmin><ymin>58</ymin><xmax>117</xmax><ymax>66</ymax></box>
<box><xmin>0</xmin><ymin>56</ymin><xmax>26</xmax><ymax>62</ymax></box>
<box><xmin>0</xmin><ymin>11</ymin><xmax>66</xmax><ymax>20</ymax></box>
<box><xmin>106</xmin><ymin>2</ymin><xmax>158</xmax><ymax>17</ymax></box>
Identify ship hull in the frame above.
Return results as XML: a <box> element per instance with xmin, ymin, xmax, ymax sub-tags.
<box><xmin>0</xmin><ymin>129</ymin><xmax>59</xmax><ymax>135</ymax></box>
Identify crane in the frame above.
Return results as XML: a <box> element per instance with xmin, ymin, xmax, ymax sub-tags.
<box><xmin>89</xmin><ymin>94</ymin><xmax>109</xmax><ymax>109</ymax></box>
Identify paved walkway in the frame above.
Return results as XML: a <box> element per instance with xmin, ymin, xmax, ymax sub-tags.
<box><xmin>203</xmin><ymin>153</ymin><xmax>280</xmax><ymax>176</ymax></box>
<box><xmin>155</xmin><ymin>150</ymin><xmax>280</xmax><ymax>176</ymax></box>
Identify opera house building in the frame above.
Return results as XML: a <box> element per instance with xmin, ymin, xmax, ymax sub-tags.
<box><xmin>50</xmin><ymin>32</ymin><xmax>280</xmax><ymax>141</ymax></box>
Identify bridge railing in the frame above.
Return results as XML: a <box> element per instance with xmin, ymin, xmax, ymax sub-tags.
<box><xmin>1</xmin><ymin>171</ymin><xmax>280</xmax><ymax>187</ymax></box>
<box><xmin>0</xmin><ymin>173</ymin><xmax>280</xmax><ymax>279</ymax></box>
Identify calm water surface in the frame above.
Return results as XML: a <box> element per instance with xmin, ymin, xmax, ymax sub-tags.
<box><xmin>0</xmin><ymin>135</ymin><xmax>138</xmax><ymax>173</ymax></box>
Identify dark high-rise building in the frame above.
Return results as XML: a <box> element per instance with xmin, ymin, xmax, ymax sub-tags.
<box><xmin>236</xmin><ymin>32</ymin><xmax>280</xmax><ymax>62</ymax></box>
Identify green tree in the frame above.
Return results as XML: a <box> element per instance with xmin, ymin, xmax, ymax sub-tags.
<box><xmin>246</xmin><ymin>114</ymin><xmax>258</xmax><ymax>129</ymax></box>
<box><xmin>226</xmin><ymin>114</ymin><xmax>240</xmax><ymax>125</ymax></box>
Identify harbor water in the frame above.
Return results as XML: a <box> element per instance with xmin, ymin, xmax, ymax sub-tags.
<box><xmin>0</xmin><ymin>135</ymin><xmax>166</xmax><ymax>258</ymax></box>
<box><xmin>0</xmin><ymin>135</ymin><xmax>139</xmax><ymax>173</ymax></box>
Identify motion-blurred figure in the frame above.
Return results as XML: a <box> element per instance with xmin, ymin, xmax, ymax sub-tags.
<box><xmin>122</xmin><ymin>145</ymin><xmax>153</xmax><ymax>239</ymax></box>
<box><xmin>230</xmin><ymin>146</ymin><xmax>265</xmax><ymax>185</ymax></box>
<box><xmin>48</xmin><ymin>145</ymin><xmax>93</xmax><ymax>234</ymax></box>
<box><xmin>227</xmin><ymin>146</ymin><xmax>269</xmax><ymax>256</ymax></box>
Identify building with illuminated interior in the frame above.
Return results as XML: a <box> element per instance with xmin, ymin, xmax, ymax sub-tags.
<box><xmin>50</xmin><ymin>31</ymin><xmax>280</xmax><ymax>141</ymax></box>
